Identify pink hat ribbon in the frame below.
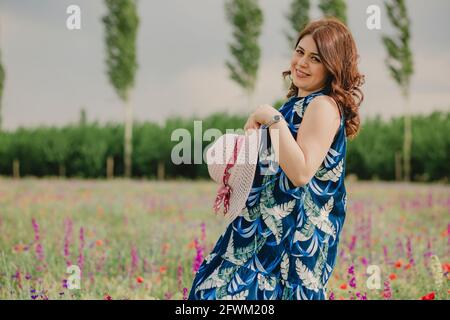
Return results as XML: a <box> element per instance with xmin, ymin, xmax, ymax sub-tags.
<box><xmin>213</xmin><ymin>135</ymin><xmax>244</xmax><ymax>215</ymax></box>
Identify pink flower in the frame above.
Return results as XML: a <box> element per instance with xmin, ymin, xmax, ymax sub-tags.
<box><xmin>201</xmin><ymin>222</ymin><xmax>206</xmax><ymax>242</ymax></box>
<box><xmin>63</xmin><ymin>218</ymin><xmax>73</xmax><ymax>266</ymax></box>
<box><xmin>383</xmin><ymin>280</ymin><xmax>392</xmax><ymax>299</ymax></box>
<box><xmin>130</xmin><ymin>245</ymin><xmax>139</xmax><ymax>275</ymax></box>
<box><xmin>32</xmin><ymin>218</ymin><xmax>40</xmax><ymax>242</ymax></box>
<box><xmin>348</xmin><ymin>235</ymin><xmax>356</xmax><ymax>252</ymax></box>
<box><xmin>77</xmin><ymin>227</ymin><xmax>85</xmax><ymax>276</ymax></box>
<box><xmin>192</xmin><ymin>238</ymin><xmax>204</xmax><ymax>274</ymax></box>
<box><xmin>177</xmin><ymin>263</ymin><xmax>183</xmax><ymax>291</ymax></box>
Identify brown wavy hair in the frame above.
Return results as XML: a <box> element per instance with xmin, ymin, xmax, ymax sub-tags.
<box><xmin>282</xmin><ymin>18</ymin><xmax>365</xmax><ymax>139</ymax></box>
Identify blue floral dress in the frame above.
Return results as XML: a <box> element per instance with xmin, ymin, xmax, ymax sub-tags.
<box><xmin>188</xmin><ymin>88</ymin><xmax>347</xmax><ymax>300</ymax></box>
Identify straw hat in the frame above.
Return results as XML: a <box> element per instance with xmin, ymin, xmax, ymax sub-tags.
<box><xmin>206</xmin><ymin>129</ymin><xmax>263</xmax><ymax>225</ymax></box>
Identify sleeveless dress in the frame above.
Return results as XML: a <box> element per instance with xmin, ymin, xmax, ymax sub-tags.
<box><xmin>188</xmin><ymin>88</ymin><xmax>347</xmax><ymax>300</ymax></box>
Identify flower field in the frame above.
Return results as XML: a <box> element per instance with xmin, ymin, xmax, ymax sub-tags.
<box><xmin>0</xmin><ymin>178</ymin><xmax>448</xmax><ymax>300</ymax></box>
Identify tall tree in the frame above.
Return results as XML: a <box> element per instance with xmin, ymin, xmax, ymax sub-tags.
<box><xmin>284</xmin><ymin>0</ymin><xmax>310</xmax><ymax>51</ymax></box>
<box><xmin>225</xmin><ymin>0</ymin><xmax>263</xmax><ymax>109</ymax></box>
<box><xmin>382</xmin><ymin>0</ymin><xmax>414</xmax><ymax>181</ymax></box>
<box><xmin>0</xmin><ymin>48</ymin><xmax>4</xmax><ymax>131</ymax></box>
<box><xmin>318</xmin><ymin>0</ymin><xmax>347</xmax><ymax>25</ymax></box>
<box><xmin>102</xmin><ymin>0</ymin><xmax>139</xmax><ymax>178</ymax></box>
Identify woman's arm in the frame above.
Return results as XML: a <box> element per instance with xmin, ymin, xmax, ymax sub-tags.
<box><xmin>253</xmin><ymin>96</ymin><xmax>341</xmax><ymax>187</ymax></box>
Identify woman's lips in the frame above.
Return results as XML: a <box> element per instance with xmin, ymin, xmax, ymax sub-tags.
<box><xmin>295</xmin><ymin>70</ymin><xmax>310</xmax><ymax>78</ymax></box>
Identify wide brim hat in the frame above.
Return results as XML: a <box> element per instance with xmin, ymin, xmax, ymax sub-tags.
<box><xmin>205</xmin><ymin>129</ymin><xmax>263</xmax><ymax>225</ymax></box>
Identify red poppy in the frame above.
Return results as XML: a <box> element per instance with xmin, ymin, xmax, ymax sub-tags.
<box><xmin>420</xmin><ymin>292</ymin><xmax>435</xmax><ymax>300</ymax></box>
<box><xmin>159</xmin><ymin>266</ymin><xmax>168</xmax><ymax>274</ymax></box>
<box><xmin>394</xmin><ymin>260</ymin><xmax>402</xmax><ymax>269</ymax></box>
<box><xmin>442</xmin><ymin>263</ymin><xmax>450</xmax><ymax>273</ymax></box>
<box><xmin>340</xmin><ymin>283</ymin><xmax>347</xmax><ymax>290</ymax></box>
<box><xmin>389</xmin><ymin>273</ymin><xmax>397</xmax><ymax>280</ymax></box>
<box><xmin>104</xmin><ymin>294</ymin><xmax>112</xmax><ymax>300</ymax></box>
<box><xmin>136</xmin><ymin>276</ymin><xmax>144</xmax><ymax>284</ymax></box>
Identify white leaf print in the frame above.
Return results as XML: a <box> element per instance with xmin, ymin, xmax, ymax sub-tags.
<box><xmin>220</xmin><ymin>289</ymin><xmax>249</xmax><ymax>300</ymax></box>
<box><xmin>293</xmin><ymin>218</ymin><xmax>315</xmax><ymax>242</ymax></box>
<box><xmin>222</xmin><ymin>231</ymin><xmax>266</xmax><ymax>266</ymax></box>
<box><xmin>295</xmin><ymin>259</ymin><xmax>321</xmax><ymax>293</ymax></box>
<box><xmin>196</xmin><ymin>267</ymin><xmax>226</xmax><ymax>291</ymax></box>
<box><xmin>257</xmin><ymin>273</ymin><xmax>277</xmax><ymax>291</ymax></box>
<box><xmin>260</xmin><ymin>200</ymin><xmax>296</xmax><ymax>245</ymax></box>
<box><xmin>264</xmin><ymin>199</ymin><xmax>296</xmax><ymax>220</ymax></box>
<box><xmin>205</xmin><ymin>253</ymin><xmax>217</xmax><ymax>264</ymax></box>
<box><xmin>293</xmin><ymin>99</ymin><xmax>305</xmax><ymax>117</ymax></box>
<box><xmin>302</xmin><ymin>191</ymin><xmax>336</xmax><ymax>240</ymax></box>
<box><xmin>242</xmin><ymin>205</ymin><xmax>261</xmax><ymax>222</ymax></box>
<box><xmin>280</xmin><ymin>252</ymin><xmax>290</xmax><ymax>281</ymax></box>
<box><xmin>303</xmin><ymin>190</ymin><xmax>320</xmax><ymax>218</ymax></box>
<box><xmin>315</xmin><ymin>159</ymin><xmax>344</xmax><ymax>182</ymax></box>
<box><xmin>261</xmin><ymin>212</ymin><xmax>283</xmax><ymax>245</ymax></box>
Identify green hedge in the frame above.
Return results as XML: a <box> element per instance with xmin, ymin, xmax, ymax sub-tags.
<box><xmin>0</xmin><ymin>111</ymin><xmax>448</xmax><ymax>182</ymax></box>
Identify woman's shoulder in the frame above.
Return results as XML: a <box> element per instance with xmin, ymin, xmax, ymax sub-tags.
<box><xmin>306</xmin><ymin>94</ymin><xmax>342</xmax><ymax>121</ymax></box>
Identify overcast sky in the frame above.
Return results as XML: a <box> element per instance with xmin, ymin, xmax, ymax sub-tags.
<box><xmin>1</xmin><ymin>0</ymin><xmax>449</xmax><ymax>131</ymax></box>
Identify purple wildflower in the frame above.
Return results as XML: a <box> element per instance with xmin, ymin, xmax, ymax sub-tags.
<box><xmin>396</xmin><ymin>238</ymin><xmax>404</xmax><ymax>257</ymax></box>
<box><xmin>63</xmin><ymin>218</ymin><xmax>73</xmax><ymax>266</ymax></box>
<box><xmin>424</xmin><ymin>238</ymin><xmax>433</xmax><ymax>269</ymax></box>
<box><xmin>348</xmin><ymin>235</ymin><xmax>356</xmax><ymax>252</ymax></box>
<box><xmin>32</xmin><ymin>218</ymin><xmax>40</xmax><ymax>242</ymax></box>
<box><xmin>406</xmin><ymin>237</ymin><xmax>415</xmax><ymax>265</ymax></box>
<box><xmin>32</xmin><ymin>218</ymin><xmax>45</xmax><ymax>262</ymax></box>
<box><xmin>360</xmin><ymin>257</ymin><xmax>368</xmax><ymax>267</ymax></box>
<box><xmin>177</xmin><ymin>263</ymin><xmax>183</xmax><ymax>291</ymax></box>
<box><xmin>78</xmin><ymin>227</ymin><xmax>85</xmax><ymax>277</ymax></box>
<box><xmin>347</xmin><ymin>263</ymin><xmax>356</xmax><ymax>289</ymax></box>
<box><xmin>356</xmin><ymin>292</ymin><xmax>367</xmax><ymax>300</ymax></box>
<box><xmin>383</xmin><ymin>280</ymin><xmax>392</xmax><ymax>299</ymax></box>
<box><xmin>130</xmin><ymin>245</ymin><xmax>139</xmax><ymax>275</ymax></box>
<box><xmin>192</xmin><ymin>238</ymin><xmax>204</xmax><ymax>274</ymax></box>
<box><xmin>201</xmin><ymin>222</ymin><xmax>206</xmax><ymax>242</ymax></box>
<box><xmin>183</xmin><ymin>287</ymin><xmax>188</xmax><ymax>300</ymax></box>
<box><xmin>164</xmin><ymin>292</ymin><xmax>172</xmax><ymax>300</ymax></box>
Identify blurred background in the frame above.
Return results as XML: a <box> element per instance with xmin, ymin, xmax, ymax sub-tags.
<box><xmin>0</xmin><ymin>0</ymin><xmax>448</xmax><ymax>301</ymax></box>
<box><xmin>0</xmin><ymin>0</ymin><xmax>449</xmax><ymax>181</ymax></box>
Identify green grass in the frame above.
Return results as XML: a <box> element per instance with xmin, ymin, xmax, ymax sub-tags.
<box><xmin>0</xmin><ymin>178</ymin><xmax>448</xmax><ymax>300</ymax></box>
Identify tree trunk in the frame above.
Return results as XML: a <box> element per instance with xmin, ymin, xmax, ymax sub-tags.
<box><xmin>157</xmin><ymin>160</ymin><xmax>165</xmax><ymax>180</ymax></box>
<box><xmin>124</xmin><ymin>99</ymin><xmax>133</xmax><ymax>178</ymax></box>
<box><xmin>0</xmin><ymin>102</ymin><xmax>2</xmax><ymax>132</ymax></box>
<box><xmin>403</xmin><ymin>95</ymin><xmax>412</xmax><ymax>182</ymax></box>
<box><xmin>107</xmin><ymin>156</ymin><xmax>114</xmax><ymax>179</ymax></box>
<box><xmin>13</xmin><ymin>159</ymin><xmax>19</xmax><ymax>179</ymax></box>
<box><xmin>59</xmin><ymin>164</ymin><xmax>66</xmax><ymax>178</ymax></box>
<box><xmin>395</xmin><ymin>151</ymin><xmax>402</xmax><ymax>181</ymax></box>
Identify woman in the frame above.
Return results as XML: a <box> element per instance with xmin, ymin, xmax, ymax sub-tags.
<box><xmin>188</xmin><ymin>17</ymin><xmax>364</xmax><ymax>300</ymax></box>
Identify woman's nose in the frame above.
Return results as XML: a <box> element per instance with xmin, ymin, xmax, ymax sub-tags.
<box><xmin>297</xmin><ymin>55</ymin><xmax>308</xmax><ymax>68</ymax></box>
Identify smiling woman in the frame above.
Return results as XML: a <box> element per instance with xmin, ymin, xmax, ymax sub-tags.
<box><xmin>188</xmin><ymin>17</ymin><xmax>365</xmax><ymax>301</ymax></box>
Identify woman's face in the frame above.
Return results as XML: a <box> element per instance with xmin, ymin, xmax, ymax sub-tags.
<box><xmin>290</xmin><ymin>34</ymin><xmax>329</xmax><ymax>97</ymax></box>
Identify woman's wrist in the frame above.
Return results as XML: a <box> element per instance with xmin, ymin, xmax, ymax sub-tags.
<box><xmin>255</xmin><ymin>106</ymin><xmax>281</xmax><ymax>125</ymax></box>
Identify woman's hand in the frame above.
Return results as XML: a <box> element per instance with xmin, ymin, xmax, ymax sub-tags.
<box><xmin>244</xmin><ymin>104</ymin><xmax>280</xmax><ymax>133</ymax></box>
<box><xmin>243</xmin><ymin>113</ymin><xmax>261</xmax><ymax>133</ymax></box>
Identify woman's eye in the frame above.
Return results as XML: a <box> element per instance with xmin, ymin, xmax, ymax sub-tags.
<box><xmin>296</xmin><ymin>49</ymin><xmax>303</xmax><ymax>55</ymax></box>
<box><xmin>311</xmin><ymin>56</ymin><xmax>320</xmax><ymax>62</ymax></box>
